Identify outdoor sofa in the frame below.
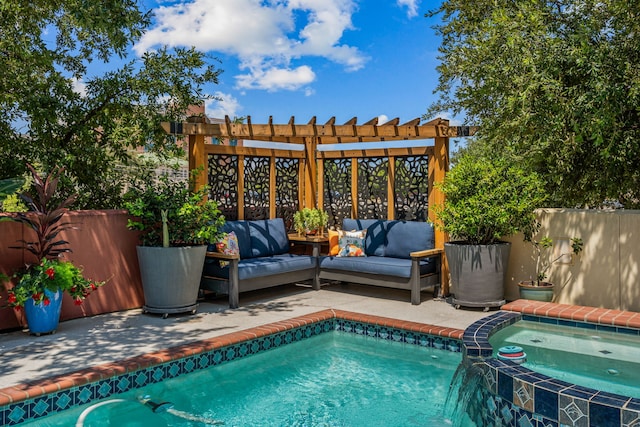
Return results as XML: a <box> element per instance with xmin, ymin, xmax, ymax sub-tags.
<box><xmin>200</xmin><ymin>218</ymin><xmax>317</xmax><ymax>308</ymax></box>
<box><xmin>318</xmin><ymin>219</ymin><xmax>442</xmax><ymax>305</ymax></box>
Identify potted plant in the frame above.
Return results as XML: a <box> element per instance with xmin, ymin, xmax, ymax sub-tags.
<box><xmin>124</xmin><ymin>168</ymin><xmax>225</xmax><ymax>317</ymax></box>
<box><xmin>1</xmin><ymin>164</ymin><xmax>104</xmax><ymax>335</ymax></box>
<box><xmin>518</xmin><ymin>234</ymin><xmax>584</xmax><ymax>301</ymax></box>
<box><xmin>293</xmin><ymin>207</ymin><xmax>329</xmax><ymax>235</ymax></box>
<box><xmin>434</xmin><ymin>153</ymin><xmax>546</xmax><ymax>309</ymax></box>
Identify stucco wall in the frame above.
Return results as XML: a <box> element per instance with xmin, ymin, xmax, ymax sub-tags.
<box><xmin>0</xmin><ymin>210</ymin><xmax>144</xmax><ymax>332</ymax></box>
<box><xmin>504</xmin><ymin>209</ymin><xmax>640</xmax><ymax>311</ymax></box>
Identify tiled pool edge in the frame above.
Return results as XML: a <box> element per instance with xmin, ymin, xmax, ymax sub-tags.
<box><xmin>0</xmin><ymin>309</ymin><xmax>464</xmax><ymax>426</ymax></box>
<box><xmin>462</xmin><ymin>301</ymin><xmax>640</xmax><ymax>427</ymax></box>
<box><xmin>502</xmin><ymin>300</ymin><xmax>640</xmax><ymax>329</ymax></box>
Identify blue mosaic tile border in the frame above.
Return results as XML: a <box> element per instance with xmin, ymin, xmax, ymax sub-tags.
<box><xmin>1</xmin><ymin>317</ymin><xmax>461</xmax><ymax>426</ymax></box>
<box><xmin>462</xmin><ymin>311</ymin><xmax>640</xmax><ymax>427</ymax></box>
<box><xmin>522</xmin><ymin>314</ymin><xmax>640</xmax><ymax>336</ymax></box>
<box><xmin>462</xmin><ymin>310</ymin><xmax>521</xmax><ymax>358</ymax></box>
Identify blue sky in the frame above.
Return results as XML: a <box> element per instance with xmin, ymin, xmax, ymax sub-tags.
<box><xmin>136</xmin><ymin>0</ymin><xmax>451</xmax><ymax>126</ymax></box>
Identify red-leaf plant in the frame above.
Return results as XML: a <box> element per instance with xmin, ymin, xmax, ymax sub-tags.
<box><xmin>2</xmin><ymin>164</ymin><xmax>105</xmax><ymax>308</ymax></box>
<box><xmin>10</xmin><ymin>163</ymin><xmax>78</xmax><ymax>261</ymax></box>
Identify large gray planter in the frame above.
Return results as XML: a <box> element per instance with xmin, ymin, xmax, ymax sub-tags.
<box><xmin>136</xmin><ymin>245</ymin><xmax>207</xmax><ymax>317</ymax></box>
<box><xmin>445</xmin><ymin>241</ymin><xmax>510</xmax><ymax>310</ymax></box>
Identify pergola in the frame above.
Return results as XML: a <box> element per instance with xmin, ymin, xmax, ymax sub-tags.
<box><xmin>162</xmin><ymin>115</ymin><xmax>476</xmax><ymax>294</ymax></box>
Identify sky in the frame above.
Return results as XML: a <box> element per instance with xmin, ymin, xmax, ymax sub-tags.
<box><xmin>135</xmin><ymin>0</ymin><xmax>452</xmax><ymax>127</ymax></box>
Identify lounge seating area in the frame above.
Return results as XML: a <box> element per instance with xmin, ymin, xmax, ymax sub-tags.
<box><xmin>201</xmin><ymin>218</ymin><xmax>442</xmax><ymax>308</ymax></box>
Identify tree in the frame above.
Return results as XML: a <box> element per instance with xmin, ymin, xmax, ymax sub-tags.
<box><xmin>426</xmin><ymin>0</ymin><xmax>640</xmax><ymax>208</ymax></box>
<box><xmin>0</xmin><ymin>0</ymin><xmax>222</xmax><ymax>208</ymax></box>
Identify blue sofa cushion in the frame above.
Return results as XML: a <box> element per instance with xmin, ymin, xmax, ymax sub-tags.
<box><xmin>342</xmin><ymin>218</ymin><xmax>386</xmax><ymax>257</ymax></box>
<box><xmin>238</xmin><ymin>254</ymin><xmax>314</xmax><ymax>280</ymax></box>
<box><xmin>203</xmin><ymin>254</ymin><xmax>315</xmax><ymax>280</ymax></box>
<box><xmin>249</xmin><ymin>218</ymin><xmax>290</xmax><ymax>257</ymax></box>
<box><xmin>319</xmin><ymin>255</ymin><xmax>435</xmax><ymax>278</ymax></box>
<box><xmin>384</xmin><ymin>221</ymin><xmax>434</xmax><ymax>259</ymax></box>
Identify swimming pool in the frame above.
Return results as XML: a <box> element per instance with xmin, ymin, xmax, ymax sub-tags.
<box><xmin>1</xmin><ymin>310</ymin><xmax>467</xmax><ymax>426</ymax></box>
<box><xmin>20</xmin><ymin>332</ymin><xmax>465</xmax><ymax>426</ymax></box>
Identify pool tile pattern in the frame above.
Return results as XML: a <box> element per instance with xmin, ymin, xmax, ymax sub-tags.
<box><xmin>0</xmin><ymin>309</ymin><xmax>463</xmax><ymax>426</ymax></box>
<box><xmin>463</xmin><ymin>300</ymin><xmax>640</xmax><ymax>427</ymax></box>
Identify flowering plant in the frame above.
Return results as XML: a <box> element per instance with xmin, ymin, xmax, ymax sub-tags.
<box><xmin>2</xmin><ymin>163</ymin><xmax>106</xmax><ymax>328</ymax></box>
<box><xmin>5</xmin><ymin>258</ymin><xmax>104</xmax><ymax>308</ymax></box>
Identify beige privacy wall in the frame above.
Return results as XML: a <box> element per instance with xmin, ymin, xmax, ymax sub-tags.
<box><xmin>504</xmin><ymin>208</ymin><xmax>640</xmax><ymax>311</ymax></box>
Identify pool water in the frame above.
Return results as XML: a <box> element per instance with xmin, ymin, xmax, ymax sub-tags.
<box><xmin>490</xmin><ymin>320</ymin><xmax>640</xmax><ymax>398</ymax></box>
<box><xmin>25</xmin><ymin>331</ymin><xmax>467</xmax><ymax>426</ymax></box>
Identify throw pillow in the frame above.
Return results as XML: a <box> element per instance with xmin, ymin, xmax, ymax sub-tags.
<box><xmin>336</xmin><ymin>229</ymin><xmax>366</xmax><ymax>257</ymax></box>
<box><xmin>215</xmin><ymin>231</ymin><xmax>240</xmax><ymax>267</ymax></box>
<box><xmin>337</xmin><ymin>244</ymin><xmax>365</xmax><ymax>257</ymax></box>
<box><xmin>328</xmin><ymin>229</ymin><xmax>341</xmax><ymax>256</ymax></box>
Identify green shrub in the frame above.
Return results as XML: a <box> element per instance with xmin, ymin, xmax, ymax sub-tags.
<box><xmin>124</xmin><ymin>169</ymin><xmax>225</xmax><ymax>247</ymax></box>
<box><xmin>434</xmin><ymin>154</ymin><xmax>546</xmax><ymax>244</ymax></box>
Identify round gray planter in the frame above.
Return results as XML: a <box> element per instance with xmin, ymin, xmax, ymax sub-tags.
<box><xmin>136</xmin><ymin>245</ymin><xmax>207</xmax><ymax>317</ymax></box>
<box><xmin>445</xmin><ymin>241</ymin><xmax>510</xmax><ymax>310</ymax></box>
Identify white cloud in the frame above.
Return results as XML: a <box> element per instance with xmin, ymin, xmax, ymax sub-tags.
<box><xmin>378</xmin><ymin>114</ymin><xmax>389</xmax><ymax>125</ymax></box>
<box><xmin>236</xmin><ymin>65</ymin><xmax>315</xmax><ymax>91</ymax></box>
<box><xmin>205</xmin><ymin>91</ymin><xmax>241</xmax><ymax>119</ymax></box>
<box><xmin>397</xmin><ymin>0</ymin><xmax>419</xmax><ymax>18</ymax></box>
<box><xmin>135</xmin><ymin>0</ymin><xmax>368</xmax><ymax>92</ymax></box>
<box><xmin>71</xmin><ymin>78</ymin><xmax>87</xmax><ymax>96</ymax></box>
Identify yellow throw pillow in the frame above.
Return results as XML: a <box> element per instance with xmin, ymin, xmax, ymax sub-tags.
<box><xmin>328</xmin><ymin>229</ymin><xmax>340</xmax><ymax>256</ymax></box>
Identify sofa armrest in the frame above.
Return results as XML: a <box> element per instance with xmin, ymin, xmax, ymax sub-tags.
<box><xmin>409</xmin><ymin>248</ymin><xmax>443</xmax><ymax>258</ymax></box>
<box><xmin>409</xmin><ymin>247</ymin><xmax>443</xmax><ymax>304</ymax></box>
<box><xmin>206</xmin><ymin>251</ymin><xmax>240</xmax><ymax>260</ymax></box>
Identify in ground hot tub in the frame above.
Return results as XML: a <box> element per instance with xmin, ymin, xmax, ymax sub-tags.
<box><xmin>490</xmin><ymin>318</ymin><xmax>640</xmax><ymax>399</ymax></box>
<box><xmin>460</xmin><ymin>310</ymin><xmax>640</xmax><ymax>427</ymax></box>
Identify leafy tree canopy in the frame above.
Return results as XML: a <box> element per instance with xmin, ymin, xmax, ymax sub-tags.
<box><xmin>0</xmin><ymin>0</ymin><xmax>222</xmax><ymax>208</ymax></box>
<box><xmin>427</xmin><ymin>0</ymin><xmax>640</xmax><ymax>208</ymax></box>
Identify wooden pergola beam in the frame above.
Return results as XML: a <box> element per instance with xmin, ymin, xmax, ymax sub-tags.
<box><xmin>160</xmin><ymin>117</ymin><xmax>476</xmax><ymax>144</ymax></box>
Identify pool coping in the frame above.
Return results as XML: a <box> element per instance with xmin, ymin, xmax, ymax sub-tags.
<box><xmin>0</xmin><ymin>308</ymin><xmax>464</xmax><ymax>425</ymax></box>
<box><xmin>502</xmin><ymin>300</ymin><xmax>640</xmax><ymax>328</ymax></box>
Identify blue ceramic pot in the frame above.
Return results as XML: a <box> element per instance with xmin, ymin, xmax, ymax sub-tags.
<box><xmin>518</xmin><ymin>281</ymin><xmax>554</xmax><ymax>302</ymax></box>
<box><xmin>24</xmin><ymin>289</ymin><xmax>63</xmax><ymax>335</ymax></box>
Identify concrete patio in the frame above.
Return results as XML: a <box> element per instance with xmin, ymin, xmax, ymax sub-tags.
<box><xmin>0</xmin><ymin>282</ymin><xmax>490</xmax><ymax>390</ymax></box>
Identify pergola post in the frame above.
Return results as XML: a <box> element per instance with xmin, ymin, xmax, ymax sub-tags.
<box><xmin>429</xmin><ymin>136</ymin><xmax>450</xmax><ymax>295</ymax></box>
<box><xmin>303</xmin><ymin>136</ymin><xmax>318</xmax><ymax>209</ymax></box>
<box><xmin>188</xmin><ymin>134</ymin><xmax>206</xmax><ymax>192</ymax></box>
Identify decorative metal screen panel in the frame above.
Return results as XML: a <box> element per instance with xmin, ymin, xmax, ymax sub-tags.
<box><xmin>357</xmin><ymin>157</ymin><xmax>388</xmax><ymax>219</ymax></box>
<box><xmin>244</xmin><ymin>156</ymin><xmax>270</xmax><ymax>220</ymax></box>
<box><xmin>275</xmin><ymin>158</ymin><xmax>299</xmax><ymax>230</ymax></box>
<box><xmin>394</xmin><ymin>156</ymin><xmax>429</xmax><ymax>221</ymax></box>
<box><xmin>208</xmin><ymin>154</ymin><xmax>238</xmax><ymax>221</ymax></box>
<box><xmin>323</xmin><ymin>158</ymin><xmax>352</xmax><ymax>227</ymax></box>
